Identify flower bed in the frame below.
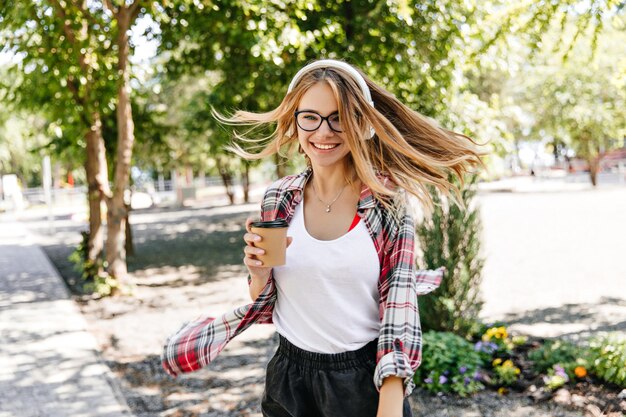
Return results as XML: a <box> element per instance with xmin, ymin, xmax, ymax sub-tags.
<box><xmin>414</xmin><ymin>326</ymin><xmax>626</xmax><ymax>416</ymax></box>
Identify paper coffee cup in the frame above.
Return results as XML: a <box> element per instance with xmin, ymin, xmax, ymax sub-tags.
<box><xmin>250</xmin><ymin>219</ymin><xmax>289</xmax><ymax>267</ymax></box>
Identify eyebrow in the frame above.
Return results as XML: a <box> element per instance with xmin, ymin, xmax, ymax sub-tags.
<box><xmin>297</xmin><ymin>109</ymin><xmax>339</xmax><ymax>116</ymax></box>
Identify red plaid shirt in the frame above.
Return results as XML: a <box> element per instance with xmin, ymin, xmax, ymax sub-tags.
<box><xmin>162</xmin><ymin>168</ymin><xmax>444</xmax><ymax>397</ymax></box>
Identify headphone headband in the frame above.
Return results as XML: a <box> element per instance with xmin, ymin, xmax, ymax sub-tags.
<box><xmin>287</xmin><ymin>59</ymin><xmax>376</xmax><ymax>139</ymax></box>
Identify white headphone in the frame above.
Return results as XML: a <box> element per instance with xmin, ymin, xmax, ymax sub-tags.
<box><xmin>287</xmin><ymin>59</ymin><xmax>376</xmax><ymax>140</ymax></box>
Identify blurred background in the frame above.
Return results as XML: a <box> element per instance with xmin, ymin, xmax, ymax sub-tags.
<box><xmin>1</xmin><ymin>1</ymin><xmax>625</xmax><ymax>417</ymax></box>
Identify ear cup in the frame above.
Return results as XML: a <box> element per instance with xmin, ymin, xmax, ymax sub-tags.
<box><xmin>367</xmin><ymin>126</ymin><xmax>375</xmax><ymax>139</ymax></box>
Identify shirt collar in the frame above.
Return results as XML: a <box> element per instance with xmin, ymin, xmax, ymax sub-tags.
<box><xmin>286</xmin><ymin>167</ymin><xmax>379</xmax><ymax>210</ymax></box>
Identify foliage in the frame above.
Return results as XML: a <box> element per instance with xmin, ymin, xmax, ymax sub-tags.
<box><xmin>543</xmin><ymin>364</ymin><xmax>570</xmax><ymax>391</ymax></box>
<box><xmin>415</xmin><ymin>331</ymin><xmax>485</xmax><ymax>396</ymax></box>
<box><xmin>491</xmin><ymin>358</ymin><xmax>521</xmax><ymax>386</ymax></box>
<box><xmin>415</xmin><ymin>173</ymin><xmax>485</xmax><ymax>337</ymax></box>
<box><xmin>154</xmin><ymin>0</ymin><xmax>491</xmax><ymax>182</ymax></box>
<box><xmin>528</xmin><ymin>340</ymin><xmax>589</xmax><ymax>378</ymax></box>
<box><xmin>588</xmin><ymin>333</ymin><xmax>626</xmax><ymax>388</ymax></box>
<box><xmin>68</xmin><ymin>231</ymin><xmax>118</xmax><ymax>297</ymax></box>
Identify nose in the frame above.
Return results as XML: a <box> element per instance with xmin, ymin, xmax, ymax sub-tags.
<box><xmin>315</xmin><ymin>119</ymin><xmax>335</xmax><ymax>137</ymax></box>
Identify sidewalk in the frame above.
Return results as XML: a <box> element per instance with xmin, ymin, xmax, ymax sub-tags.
<box><xmin>0</xmin><ymin>215</ymin><xmax>133</xmax><ymax>417</ymax></box>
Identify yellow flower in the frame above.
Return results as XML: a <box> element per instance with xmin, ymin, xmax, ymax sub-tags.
<box><xmin>515</xmin><ymin>368</ymin><xmax>521</xmax><ymax>375</ymax></box>
<box><xmin>497</xmin><ymin>387</ymin><xmax>508</xmax><ymax>395</ymax></box>
<box><xmin>503</xmin><ymin>360</ymin><xmax>514</xmax><ymax>368</ymax></box>
<box><xmin>497</xmin><ymin>327</ymin><xmax>508</xmax><ymax>339</ymax></box>
<box><xmin>574</xmin><ymin>366</ymin><xmax>587</xmax><ymax>378</ymax></box>
<box><xmin>492</xmin><ymin>358</ymin><xmax>502</xmax><ymax>366</ymax></box>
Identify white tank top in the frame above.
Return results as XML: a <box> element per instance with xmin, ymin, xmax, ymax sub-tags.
<box><xmin>272</xmin><ymin>201</ymin><xmax>381</xmax><ymax>353</ymax></box>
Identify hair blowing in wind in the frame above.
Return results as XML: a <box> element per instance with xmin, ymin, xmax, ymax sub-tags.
<box><xmin>215</xmin><ymin>61</ymin><xmax>488</xmax><ymax>215</ymax></box>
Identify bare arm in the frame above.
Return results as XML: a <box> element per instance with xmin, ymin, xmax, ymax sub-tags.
<box><xmin>377</xmin><ymin>376</ymin><xmax>404</xmax><ymax>417</ymax></box>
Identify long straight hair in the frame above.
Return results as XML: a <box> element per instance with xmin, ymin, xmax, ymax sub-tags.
<box><xmin>216</xmin><ymin>60</ymin><xmax>488</xmax><ymax>216</ymax></box>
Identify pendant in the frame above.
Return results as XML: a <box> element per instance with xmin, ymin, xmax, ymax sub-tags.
<box><xmin>326</xmin><ymin>206</ymin><xmax>331</xmax><ymax>213</ymax></box>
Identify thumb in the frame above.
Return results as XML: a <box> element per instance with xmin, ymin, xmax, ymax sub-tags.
<box><xmin>286</xmin><ymin>236</ymin><xmax>293</xmax><ymax>247</ymax></box>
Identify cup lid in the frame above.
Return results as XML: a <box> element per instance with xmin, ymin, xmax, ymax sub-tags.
<box><xmin>250</xmin><ymin>219</ymin><xmax>289</xmax><ymax>228</ymax></box>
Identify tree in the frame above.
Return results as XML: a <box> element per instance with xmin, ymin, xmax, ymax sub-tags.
<box><xmin>99</xmin><ymin>0</ymin><xmax>144</xmax><ymax>283</ymax></box>
<box><xmin>1</xmin><ymin>0</ymin><xmax>157</xmax><ymax>288</ymax></box>
<box><xmin>1</xmin><ymin>0</ymin><xmax>114</xmax><ymax>267</ymax></box>
<box><xmin>527</xmin><ymin>27</ymin><xmax>626</xmax><ymax>184</ymax></box>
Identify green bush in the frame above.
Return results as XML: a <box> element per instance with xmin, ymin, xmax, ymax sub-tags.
<box><xmin>68</xmin><ymin>230</ymin><xmax>118</xmax><ymax>297</ymax></box>
<box><xmin>528</xmin><ymin>340</ymin><xmax>588</xmax><ymax>379</ymax></box>
<box><xmin>415</xmin><ymin>174</ymin><xmax>485</xmax><ymax>338</ymax></box>
<box><xmin>415</xmin><ymin>331</ymin><xmax>485</xmax><ymax>396</ymax></box>
<box><xmin>588</xmin><ymin>333</ymin><xmax>626</xmax><ymax>388</ymax></box>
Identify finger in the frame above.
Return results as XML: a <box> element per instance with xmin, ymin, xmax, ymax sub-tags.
<box><xmin>243</xmin><ymin>232</ymin><xmax>261</xmax><ymax>246</ymax></box>
<box><xmin>245</xmin><ymin>216</ymin><xmax>257</xmax><ymax>233</ymax></box>
<box><xmin>244</xmin><ymin>246</ymin><xmax>265</xmax><ymax>256</ymax></box>
<box><xmin>286</xmin><ymin>236</ymin><xmax>293</xmax><ymax>248</ymax></box>
<box><xmin>243</xmin><ymin>256</ymin><xmax>263</xmax><ymax>267</ymax></box>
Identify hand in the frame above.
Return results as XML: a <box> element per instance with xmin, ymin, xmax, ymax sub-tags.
<box><xmin>243</xmin><ymin>217</ymin><xmax>293</xmax><ymax>281</ymax></box>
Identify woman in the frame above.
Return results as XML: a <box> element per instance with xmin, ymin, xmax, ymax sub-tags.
<box><xmin>162</xmin><ymin>59</ymin><xmax>486</xmax><ymax>417</ymax></box>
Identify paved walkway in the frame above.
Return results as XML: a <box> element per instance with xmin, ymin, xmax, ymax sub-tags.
<box><xmin>0</xmin><ymin>215</ymin><xmax>132</xmax><ymax>417</ymax></box>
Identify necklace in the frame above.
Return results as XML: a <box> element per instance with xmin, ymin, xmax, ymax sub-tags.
<box><xmin>311</xmin><ymin>181</ymin><xmax>347</xmax><ymax>213</ymax></box>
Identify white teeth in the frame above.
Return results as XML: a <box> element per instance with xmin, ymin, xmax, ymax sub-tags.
<box><xmin>312</xmin><ymin>143</ymin><xmax>339</xmax><ymax>150</ymax></box>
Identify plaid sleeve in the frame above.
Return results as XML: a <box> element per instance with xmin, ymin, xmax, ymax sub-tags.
<box><xmin>373</xmin><ymin>196</ymin><xmax>444</xmax><ymax>397</ymax></box>
<box><xmin>161</xmin><ymin>181</ymin><xmax>291</xmax><ymax>377</ymax></box>
<box><xmin>161</xmin><ymin>305</ymin><xmax>250</xmax><ymax>377</ymax></box>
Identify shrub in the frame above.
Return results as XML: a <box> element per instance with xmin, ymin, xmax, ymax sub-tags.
<box><xmin>415</xmin><ymin>174</ymin><xmax>485</xmax><ymax>338</ymax></box>
<box><xmin>415</xmin><ymin>331</ymin><xmax>485</xmax><ymax>396</ymax></box>
<box><xmin>528</xmin><ymin>339</ymin><xmax>588</xmax><ymax>379</ymax></box>
<box><xmin>588</xmin><ymin>332</ymin><xmax>626</xmax><ymax>388</ymax></box>
<box><xmin>68</xmin><ymin>230</ymin><xmax>118</xmax><ymax>297</ymax></box>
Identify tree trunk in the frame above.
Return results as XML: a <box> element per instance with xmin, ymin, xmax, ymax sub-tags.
<box><xmin>242</xmin><ymin>162</ymin><xmax>250</xmax><ymax>203</ymax></box>
<box><xmin>105</xmin><ymin>6</ymin><xmax>136</xmax><ymax>286</ymax></box>
<box><xmin>274</xmin><ymin>154</ymin><xmax>287</xmax><ymax>179</ymax></box>
<box><xmin>85</xmin><ymin>111</ymin><xmax>109</xmax><ymax>265</ymax></box>
<box><xmin>588</xmin><ymin>156</ymin><xmax>600</xmax><ymax>187</ymax></box>
<box><xmin>216</xmin><ymin>157</ymin><xmax>235</xmax><ymax>204</ymax></box>
<box><xmin>124</xmin><ymin>201</ymin><xmax>134</xmax><ymax>257</ymax></box>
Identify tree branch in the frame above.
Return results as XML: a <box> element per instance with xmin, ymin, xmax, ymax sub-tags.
<box><xmin>129</xmin><ymin>0</ymin><xmax>144</xmax><ymax>21</ymax></box>
<box><xmin>50</xmin><ymin>0</ymin><xmax>77</xmax><ymax>46</ymax></box>
<box><xmin>103</xmin><ymin>0</ymin><xmax>118</xmax><ymax>18</ymax></box>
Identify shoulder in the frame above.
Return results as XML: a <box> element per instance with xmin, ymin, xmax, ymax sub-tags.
<box><xmin>263</xmin><ymin>172</ymin><xmax>304</xmax><ymax>201</ymax></box>
<box><xmin>265</xmin><ymin>173</ymin><xmax>301</xmax><ymax>195</ymax></box>
<box><xmin>261</xmin><ymin>170</ymin><xmax>308</xmax><ymax>212</ymax></box>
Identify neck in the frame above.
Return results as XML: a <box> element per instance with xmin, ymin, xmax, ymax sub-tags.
<box><xmin>309</xmin><ymin>163</ymin><xmax>354</xmax><ymax>197</ymax></box>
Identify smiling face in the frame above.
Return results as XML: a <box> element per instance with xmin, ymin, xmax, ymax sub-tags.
<box><xmin>296</xmin><ymin>82</ymin><xmax>352</xmax><ymax>170</ymax></box>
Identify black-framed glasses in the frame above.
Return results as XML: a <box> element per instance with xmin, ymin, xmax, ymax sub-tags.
<box><xmin>294</xmin><ymin>110</ymin><xmax>343</xmax><ymax>133</ymax></box>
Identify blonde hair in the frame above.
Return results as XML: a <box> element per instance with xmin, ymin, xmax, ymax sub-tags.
<box><xmin>217</xmin><ymin>60</ymin><xmax>488</xmax><ymax>215</ymax></box>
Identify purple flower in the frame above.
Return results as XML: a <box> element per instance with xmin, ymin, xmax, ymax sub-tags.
<box><xmin>464</xmin><ymin>376</ymin><xmax>471</xmax><ymax>386</ymax></box>
<box><xmin>474</xmin><ymin>341</ymin><xmax>498</xmax><ymax>354</ymax></box>
<box><xmin>424</xmin><ymin>377</ymin><xmax>433</xmax><ymax>384</ymax></box>
<box><xmin>554</xmin><ymin>365</ymin><xmax>568</xmax><ymax>379</ymax></box>
<box><xmin>459</xmin><ymin>366</ymin><xmax>468</xmax><ymax>374</ymax></box>
<box><xmin>439</xmin><ymin>375</ymin><xmax>448</xmax><ymax>384</ymax></box>
<box><xmin>443</xmin><ymin>370</ymin><xmax>450</xmax><ymax>376</ymax></box>
<box><xmin>473</xmin><ymin>371</ymin><xmax>482</xmax><ymax>381</ymax></box>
